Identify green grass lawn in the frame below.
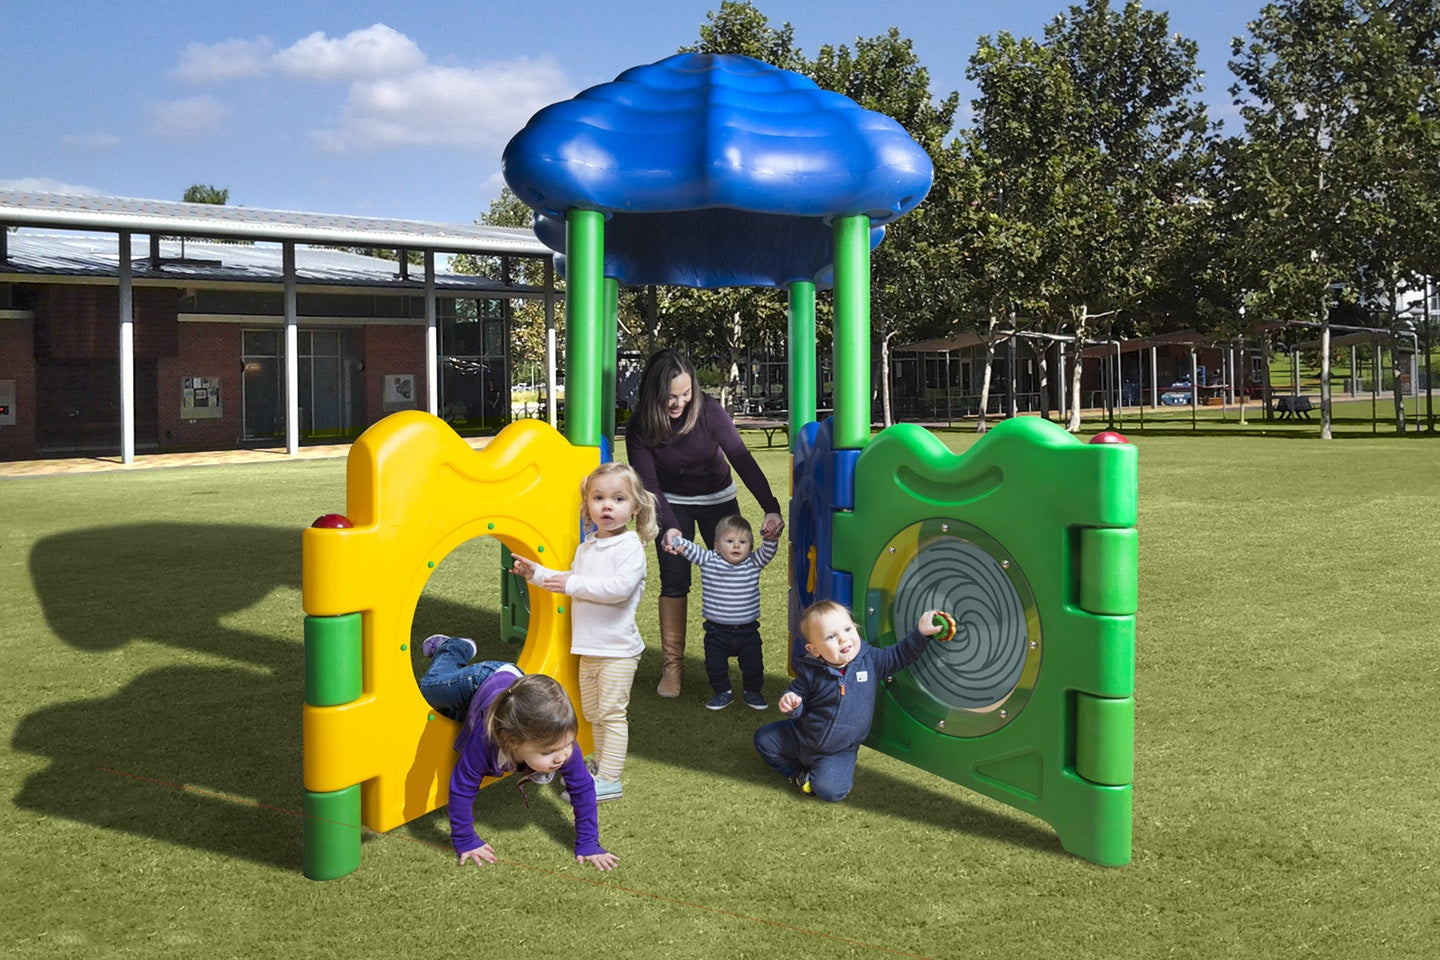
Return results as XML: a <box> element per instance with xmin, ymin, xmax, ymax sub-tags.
<box><xmin>3</xmin><ymin>426</ymin><xmax>1437</xmax><ymax>959</ymax></box>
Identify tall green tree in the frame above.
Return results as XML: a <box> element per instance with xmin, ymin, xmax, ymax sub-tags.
<box><xmin>810</xmin><ymin>29</ymin><xmax>963</xmax><ymax>425</ymax></box>
<box><xmin>451</xmin><ymin>187</ymin><xmax>560</xmax><ymax>383</ymax></box>
<box><xmin>1227</xmin><ymin>0</ymin><xmax>1440</xmax><ymax>436</ymax></box>
<box><xmin>965</xmin><ymin>0</ymin><xmax>1214</xmax><ymax>430</ymax></box>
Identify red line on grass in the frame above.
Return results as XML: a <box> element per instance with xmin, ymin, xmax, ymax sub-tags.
<box><xmin>98</xmin><ymin>765</ymin><xmax>933</xmax><ymax>959</ymax></box>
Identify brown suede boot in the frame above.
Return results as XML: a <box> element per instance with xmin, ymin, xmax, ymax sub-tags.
<box><xmin>656</xmin><ymin>595</ymin><xmax>687</xmax><ymax>698</ymax></box>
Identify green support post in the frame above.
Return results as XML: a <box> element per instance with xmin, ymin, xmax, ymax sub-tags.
<box><xmin>565</xmin><ymin>209</ymin><xmax>605</xmax><ymax>447</ymax></box>
<box><xmin>303</xmin><ymin>613</ymin><xmax>363</xmax><ymax>880</ymax></box>
<box><xmin>788</xmin><ymin>280</ymin><xmax>816</xmax><ymax>450</ymax></box>
<box><xmin>832</xmin><ymin>215</ymin><xmax>871</xmax><ymax>449</ymax></box>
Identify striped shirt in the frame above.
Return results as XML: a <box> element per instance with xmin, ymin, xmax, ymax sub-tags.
<box><xmin>677</xmin><ymin>536</ymin><xmax>778</xmax><ymax>624</ymax></box>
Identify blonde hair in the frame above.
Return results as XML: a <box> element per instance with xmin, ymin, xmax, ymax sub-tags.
<box><xmin>799</xmin><ymin>599</ymin><xmax>853</xmax><ymax>642</ymax></box>
<box><xmin>581</xmin><ymin>461</ymin><xmax>659</xmax><ymax>543</ymax></box>
<box><xmin>484</xmin><ymin>674</ymin><xmax>577</xmax><ymax>769</ymax></box>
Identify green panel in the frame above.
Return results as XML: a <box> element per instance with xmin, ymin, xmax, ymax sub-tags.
<box><xmin>302</xmin><ymin>785</ymin><xmax>362</xmax><ymax>880</ymax></box>
<box><xmin>304</xmin><ymin>613</ymin><xmax>361</xmax><ymax>706</ymax></box>
<box><xmin>499</xmin><ymin>544</ymin><xmax>530</xmax><ymax>644</ymax></box>
<box><xmin>834</xmin><ymin>417</ymin><xmax>1137</xmax><ymax>866</ymax></box>
<box><xmin>787</xmin><ymin>280</ymin><xmax>816</xmax><ymax>449</ymax></box>
<box><xmin>1075</xmin><ymin>694</ymin><xmax>1135</xmax><ymax>786</ymax></box>
<box><xmin>564</xmin><ymin>209</ymin><xmax>604</xmax><ymax>447</ymax></box>
<box><xmin>1079</xmin><ymin>527</ymin><xmax>1138</xmax><ymax>615</ymax></box>
<box><xmin>831</xmin><ymin>215</ymin><xmax>870</xmax><ymax>449</ymax></box>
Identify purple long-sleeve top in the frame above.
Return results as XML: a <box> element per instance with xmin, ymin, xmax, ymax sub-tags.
<box><xmin>627</xmin><ymin>393</ymin><xmax>783</xmax><ymax>532</ymax></box>
<box><xmin>448</xmin><ymin>669</ymin><xmax>605</xmax><ymax>859</ymax></box>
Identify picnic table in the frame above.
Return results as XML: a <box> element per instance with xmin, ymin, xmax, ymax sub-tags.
<box><xmin>1273</xmin><ymin>395</ymin><xmax>1314</xmax><ymax>419</ymax></box>
<box><xmin>733</xmin><ymin>414</ymin><xmax>789</xmax><ymax>447</ymax></box>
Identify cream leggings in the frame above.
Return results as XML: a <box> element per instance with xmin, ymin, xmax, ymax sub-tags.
<box><xmin>578</xmin><ymin>654</ymin><xmax>639</xmax><ymax>782</ymax></box>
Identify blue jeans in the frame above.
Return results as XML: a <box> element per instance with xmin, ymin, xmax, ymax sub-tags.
<box><xmin>702</xmin><ymin>619</ymin><xmax>764</xmax><ymax>694</ymax></box>
<box><xmin>753</xmin><ymin>718</ymin><xmax>859</xmax><ymax>802</ymax></box>
<box><xmin>419</xmin><ymin>637</ymin><xmax>509</xmax><ymax>721</ymax></box>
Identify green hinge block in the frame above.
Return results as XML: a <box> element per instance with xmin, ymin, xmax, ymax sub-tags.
<box><xmin>1076</xmin><ymin>693</ymin><xmax>1134</xmax><ymax>786</ymax></box>
<box><xmin>1078</xmin><ymin>527</ymin><xmax>1138</xmax><ymax>615</ymax></box>
<box><xmin>305</xmin><ymin>613</ymin><xmax>362</xmax><ymax>706</ymax></box>
<box><xmin>302</xmin><ymin>785</ymin><xmax>362</xmax><ymax>880</ymax></box>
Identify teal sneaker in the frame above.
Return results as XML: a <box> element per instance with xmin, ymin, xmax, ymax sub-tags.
<box><xmin>593</xmin><ymin>777</ymin><xmax>623</xmax><ymax>802</ymax></box>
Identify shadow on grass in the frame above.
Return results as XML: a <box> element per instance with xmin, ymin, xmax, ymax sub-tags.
<box><xmin>13</xmin><ymin>523</ymin><xmax>495</xmax><ymax>871</ymax></box>
<box><xmin>15</xmin><ymin>523</ymin><xmax>1059</xmax><ymax>871</ymax></box>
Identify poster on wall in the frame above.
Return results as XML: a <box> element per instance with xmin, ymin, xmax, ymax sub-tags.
<box><xmin>180</xmin><ymin>376</ymin><xmax>222</xmax><ymax>420</ymax></box>
<box><xmin>383</xmin><ymin>374</ymin><xmax>416</xmax><ymax>412</ymax></box>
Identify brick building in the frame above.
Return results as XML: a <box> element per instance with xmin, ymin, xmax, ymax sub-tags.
<box><xmin>0</xmin><ymin>192</ymin><xmax>557</xmax><ymax>462</ymax></box>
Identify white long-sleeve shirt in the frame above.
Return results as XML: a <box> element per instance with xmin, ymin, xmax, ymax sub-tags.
<box><xmin>528</xmin><ymin>530</ymin><xmax>647</xmax><ymax>658</ymax></box>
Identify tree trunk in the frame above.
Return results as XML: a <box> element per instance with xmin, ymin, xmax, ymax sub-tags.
<box><xmin>976</xmin><ymin>312</ymin><xmax>999</xmax><ymax>433</ymax></box>
<box><xmin>1392</xmin><ymin>332</ymin><xmax>1408</xmax><ymax>434</ymax></box>
<box><xmin>1320</xmin><ymin>298</ymin><xmax>1333</xmax><ymax>441</ymax></box>
<box><xmin>880</xmin><ymin>327</ymin><xmax>895</xmax><ymax>428</ymax></box>
<box><xmin>1066</xmin><ymin>305</ymin><xmax>1090</xmax><ymax>433</ymax></box>
<box><xmin>1033</xmin><ymin>340</ymin><xmax>1050</xmax><ymax>421</ymax></box>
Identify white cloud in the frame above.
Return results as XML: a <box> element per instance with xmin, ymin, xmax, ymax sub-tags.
<box><xmin>172</xmin><ymin>37</ymin><xmax>275</xmax><ymax>83</ymax></box>
<box><xmin>61</xmin><ymin>132</ymin><xmax>121</xmax><ymax>150</ymax></box>
<box><xmin>0</xmin><ymin>177</ymin><xmax>104</xmax><ymax>195</ymax></box>
<box><xmin>272</xmin><ymin>24</ymin><xmax>425</xmax><ymax>82</ymax></box>
<box><xmin>311</xmin><ymin>58</ymin><xmax>574</xmax><ymax>154</ymax></box>
<box><xmin>147</xmin><ymin>96</ymin><xmax>231</xmax><ymax>139</ymax></box>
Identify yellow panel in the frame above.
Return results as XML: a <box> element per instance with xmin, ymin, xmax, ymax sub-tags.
<box><xmin>301</xmin><ymin>412</ymin><xmax>600</xmax><ymax>832</ymax></box>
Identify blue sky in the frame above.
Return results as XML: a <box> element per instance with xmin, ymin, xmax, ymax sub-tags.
<box><xmin>1</xmin><ymin>0</ymin><xmax>1267</xmax><ymax>224</ymax></box>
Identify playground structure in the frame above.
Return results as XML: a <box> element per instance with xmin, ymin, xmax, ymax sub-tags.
<box><xmin>301</xmin><ymin>53</ymin><xmax>1137</xmax><ymax>879</ymax></box>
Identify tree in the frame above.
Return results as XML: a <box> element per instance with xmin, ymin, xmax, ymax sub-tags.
<box><xmin>809</xmin><ymin>29</ymin><xmax>964</xmax><ymax>426</ymax></box>
<box><xmin>965</xmin><ymin>1</ymin><xmax>1214</xmax><ymax>431</ymax></box>
<box><xmin>182</xmin><ymin>184</ymin><xmax>228</xmax><ymax>205</ymax></box>
<box><xmin>1227</xmin><ymin>0</ymin><xmax>1440</xmax><ymax>436</ymax></box>
<box><xmin>451</xmin><ymin>187</ymin><xmax>560</xmax><ymax>382</ymax></box>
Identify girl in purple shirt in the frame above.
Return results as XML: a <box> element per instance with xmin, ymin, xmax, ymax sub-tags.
<box><xmin>417</xmin><ymin>638</ymin><xmax>618</xmax><ymax>871</ymax></box>
<box><xmin>626</xmin><ymin>350</ymin><xmax>784</xmax><ymax>699</ymax></box>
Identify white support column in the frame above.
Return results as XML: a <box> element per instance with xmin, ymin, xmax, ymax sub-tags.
<box><xmin>545</xmin><ymin>258</ymin><xmax>557</xmax><ymax>424</ymax></box>
<box><xmin>284</xmin><ymin>242</ymin><xmax>299</xmax><ymax>455</ymax></box>
<box><xmin>425</xmin><ymin>252</ymin><xmax>439</xmax><ymax>416</ymax></box>
<box><xmin>118</xmin><ymin>232</ymin><xmax>135</xmax><ymax>464</ymax></box>
<box><xmin>1149</xmin><ymin>346</ymin><xmax>1159</xmax><ymax>407</ymax></box>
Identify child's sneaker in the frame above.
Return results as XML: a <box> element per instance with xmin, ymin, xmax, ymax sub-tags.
<box><xmin>593</xmin><ymin>777</ymin><xmax>623</xmax><ymax>802</ymax></box>
<box><xmin>705</xmin><ymin>690</ymin><xmax>735</xmax><ymax>711</ymax></box>
<box><xmin>789</xmin><ymin>773</ymin><xmax>812</xmax><ymax>795</ymax></box>
<box><xmin>742</xmin><ymin>691</ymin><xmax>768</xmax><ymax>710</ymax></box>
<box><xmin>421</xmin><ymin>634</ymin><xmax>476</xmax><ymax>660</ymax></box>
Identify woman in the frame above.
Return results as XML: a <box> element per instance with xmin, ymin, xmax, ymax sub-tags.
<box><xmin>626</xmin><ymin>349</ymin><xmax>784</xmax><ymax>698</ymax></box>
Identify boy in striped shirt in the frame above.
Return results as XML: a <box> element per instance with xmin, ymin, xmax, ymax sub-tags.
<box><xmin>667</xmin><ymin>514</ymin><xmax>779</xmax><ymax>710</ymax></box>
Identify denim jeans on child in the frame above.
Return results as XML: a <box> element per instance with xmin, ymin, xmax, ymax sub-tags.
<box><xmin>419</xmin><ymin>637</ymin><xmax>510</xmax><ymax>721</ymax></box>
<box><xmin>701</xmin><ymin>619</ymin><xmax>764</xmax><ymax>694</ymax></box>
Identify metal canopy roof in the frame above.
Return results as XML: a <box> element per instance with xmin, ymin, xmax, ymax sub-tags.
<box><xmin>0</xmin><ymin>190</ymin><xmax>549</xmax><ymax>256</ymax></box>
<box><xmin>0</xmin><ymin>232</ymin><xmax>541</xmax><ymax>294</ymax></box>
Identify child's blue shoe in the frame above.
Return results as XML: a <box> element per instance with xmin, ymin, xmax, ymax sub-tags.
<box><xmin>422</xmin><ymin>634</ymin><xmax>476</xmax><ymax>660</ymax></box>
<box><xmin>705</xmin><ymin>690</ymin><xmax>734</xmax><ymax>711</ymax></box>
<box><xmin>593</xmin><ymin>777</ymin><xmax>623</xmax><ymax>802</ymax></box>
<box><xmin>742</xmin><ymin>691</ymin><xmax>767</xmax><ymax>710</ymax></box>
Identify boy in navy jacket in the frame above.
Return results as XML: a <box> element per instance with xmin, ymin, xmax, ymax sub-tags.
<box><xmin>754</xmin><ymin>600</ymin><xmax>951</xmax><ymax>801</ymax></box>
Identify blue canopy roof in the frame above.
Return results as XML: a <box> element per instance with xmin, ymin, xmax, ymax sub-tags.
<box><xmin>502</xmin><ymin>53</ymin><xmax>933</xmax><ymax>289</ymax></box>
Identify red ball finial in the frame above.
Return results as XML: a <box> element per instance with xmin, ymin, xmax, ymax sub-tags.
<box><xmin>311</xmin><ymin>513</ymin><xmax>353</xmax><ymax>529</ymax></box>
<box><xmin>1089</xmin><ymin>431</ymin><xmax>1130</xmax><ymax>445</ymax></box>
